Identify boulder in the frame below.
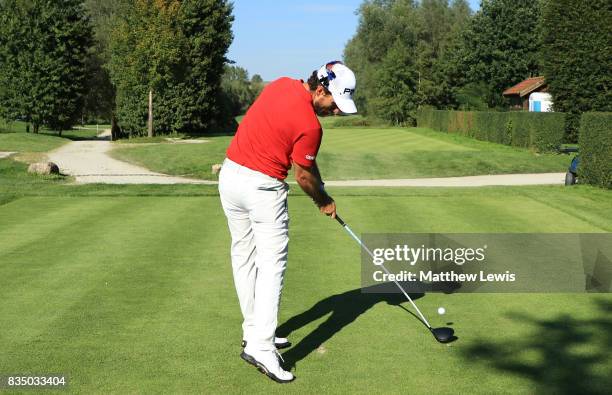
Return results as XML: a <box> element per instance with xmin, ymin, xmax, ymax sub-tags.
<box><xmin>211</xmin><ymin>163</ymin><xmax>223</xmax><ymax>175</ymax></box>
<box><xmin>28</xmin><ymin>162</ymin><xmax>60</xmax><ymax>175</ymax></box>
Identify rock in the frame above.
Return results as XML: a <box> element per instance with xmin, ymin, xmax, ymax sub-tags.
<box><xmin>28</xmin><ymin>162</ymin><xmax>60</xmax><ymax>175</ymax></box>
<box><xmin>211</xmin><ymin>163</ymin><xmax>222</xmax><ymax>175</ymax></box>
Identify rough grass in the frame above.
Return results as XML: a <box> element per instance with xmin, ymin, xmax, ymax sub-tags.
<box><xmin>109</xmin><ymin>126</ymin><xmax>569</xmax><ymax>181</ymax></box>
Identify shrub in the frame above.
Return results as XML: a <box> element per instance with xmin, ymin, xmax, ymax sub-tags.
<box><xmin>578</xmin><ymin>113</ymin><xmax>612</xmax><ymax>189</ymax></box>
<box><xmin>330</xmin><ymin>117</ymin><xmax>372</xmax><ymax>128</ymax></box>
<box><xmin>417</xmin><ymin>108</ymin><xmax>565</xmax><ymax>152</ymax></box>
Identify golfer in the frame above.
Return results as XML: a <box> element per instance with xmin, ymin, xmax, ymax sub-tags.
<box><xmin>218</xmin><ymin>61</ymin><xmax>357</xmax><ymax>383</ymax></box>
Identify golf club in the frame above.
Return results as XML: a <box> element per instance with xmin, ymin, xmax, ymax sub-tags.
<box><xmin>334</xmin><ymin>214</ymin><xmax>455</xmax><ymax>343</ymax></box>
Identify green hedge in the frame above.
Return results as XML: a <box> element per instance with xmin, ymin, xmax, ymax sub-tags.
<box><xmin>416</xmin><ymin>108</ymin><xmax>566</xmax><ymax>152</ymax></box>
<box><xmin>578</xmin><ymin>113</ymin><xmax>612</xmax><ymax>189</ymax></box>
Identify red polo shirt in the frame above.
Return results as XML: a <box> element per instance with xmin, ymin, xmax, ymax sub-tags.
<box><xmin>226</xmin><ymin>77</ymin><xmax>322</xmax><ymax>180</ymax></box>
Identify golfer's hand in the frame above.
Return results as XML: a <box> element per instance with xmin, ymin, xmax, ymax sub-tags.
<box><xmin>320</xmin><ymin>200</ymin><xmax>336</xmax><ymax>219</ymax></box>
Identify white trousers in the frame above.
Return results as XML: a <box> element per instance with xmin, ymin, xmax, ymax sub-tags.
<box><xmin>218</xmin><ymin>158</ymin><xmax>289</xmax><ymax>351</ymax></box>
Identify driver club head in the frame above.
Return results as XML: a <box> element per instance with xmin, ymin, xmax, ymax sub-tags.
<box><xmin>430</xmin><ymin>327</ymin><xmax>456</xmax><ymax>343</ymax></box>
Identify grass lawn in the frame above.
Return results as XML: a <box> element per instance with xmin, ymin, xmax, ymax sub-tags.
<box><xmin>44</xmin><ymin>126</ymin><xmax>105</xmax><ymax>140</ymax></box>
<box><xmin>1</xmin><ymin>119</ymin><xmax>104</xmax><ymax>137</ymax></box>
<box><xmin>109</xmin><ymin>126</ymin><xmax>570</xmax><ymax>181</ymax></box>
<box><xmin>0</xmin><ymin>129</ymin><xmax>101</xmax><ymax>153</ymax></box>
<box><xmin>109</xmin><ymin>134</ymin><xmax>233</xmax><ymax>179</ymax></box>
<box><xmin>0</xmin><ymin>128</ymin><xmax>103</xmax><ymax>166</ymax></box>
<box><xmin>0</xmin><ymin>119</ymin><xmax>30</xmax><ymax>133</ymax></box>
<box><xmin>1</xmin><ymin>157</ymin><xmax>611</xmax><ymax>393</ymax></box>
<box><xmin>0</xmin><ymin>132</ymin><xmax>70</xmax><ymax>153</ymax></box>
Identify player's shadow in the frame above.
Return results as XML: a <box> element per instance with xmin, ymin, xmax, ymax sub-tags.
<box><xmin>276</xmin><ymin>282</ymin><xmax>425</xmax><ymax>369</ymax></box>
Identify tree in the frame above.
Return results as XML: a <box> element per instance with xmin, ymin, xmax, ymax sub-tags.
<box><xmin>251</xmin><ymin>74</ymin><xmax>265</xmax><ymax>99</ymax></box>
<box><xmin>108</xmin><ymin>0</ymin><xmax>234</xmax><ymax>136</ymax></box>
<box><xmin>369</xmin><ymin>40</ymin><xmax>419</xmax><ymax>124</ymax></box>
<box><xmin>457</xmin><ymin>0</ymin><xmax>542</xmax><ymax>108</ymax></box>
<box><xmin>417</xmin><ymin>0</ymin><xmax>472</xmax><ymax>108</ymax></box>
<box><xmin>540</xmin><ymin>0</ymin><xmax>612</xmax><ymax>139</ymax></box>
<box><xmin>344</xmin><ymin>0</ymin><xmax>471</xmax><ymax>121</ymax></box>
<box><xmin>219</xmin><ymin>65</ymin><xmax>257</xmax><ymax>117</ymax></box>
<box><xmin>82</xmin><ymin>0</ymin><xmax>128</xmax><ymax>123</ymax></box>
<box><xmin>344</xmin><ymin>0</ymin><xmax>419</xmax><ymax>117</ymax></box>
<box><xmin>0</xmin><ymin>0</ymin><xmax>93</xmax><ymax>134</ymax></box>
<box><xmin>82</xmin><ymin>46</ymin><xmax>115</xmax><ymax>124</ymax></box>
<box><xmin>414</xmin><ymin>0</ymin><xmax>471</xmax><ymax>108</ymax></box>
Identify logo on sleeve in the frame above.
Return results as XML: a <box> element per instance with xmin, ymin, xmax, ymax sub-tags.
<box><xmin>305</xmin><ymin>154</ymin><xmax>315</xmax><ymax>160</ymax></box>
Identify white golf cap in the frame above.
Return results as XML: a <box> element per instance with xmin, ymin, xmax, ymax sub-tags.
<box><xmin>317</xmin><ymin>61</ymin><xmax>357</xmax><ymax>114</ymax></box>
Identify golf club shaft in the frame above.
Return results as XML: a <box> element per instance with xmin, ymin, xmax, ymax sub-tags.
<box><xmin>335</xmin><ymin>215</ymin><xmax>432</xmax><ymax>329</ymax></box>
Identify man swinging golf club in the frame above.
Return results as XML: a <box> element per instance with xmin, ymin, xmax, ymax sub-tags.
<box><xmin>218</xmin><ymin>61</ymin><xmax>357</xmax><ymax>383</ymax></box>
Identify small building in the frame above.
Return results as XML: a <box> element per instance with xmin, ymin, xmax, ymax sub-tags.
<box><xmin>528</xmin><ymin>92</ymin><xmax>553</xmax><ymax>112</ymax></box>
<box><xmin>503</xmin><ymin>76</ymin><xmax>551</xmax><ymax>111</ymax></box>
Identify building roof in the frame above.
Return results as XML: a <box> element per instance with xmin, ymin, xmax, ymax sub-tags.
<box><xmin>503</xmin><ymin>76</ymin><xmax>546</xmax><ymax>97</ymax></box>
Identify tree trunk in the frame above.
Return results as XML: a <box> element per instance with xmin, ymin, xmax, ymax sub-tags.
<box><xmin>33</xmin><ymin>123</ymin><xmax>39</xmax><ymax>133</ymax></box>
<box><xmin>148</xmin><ymin>89</ymin><xmax>153</xmax><ymax>138</ymax></box>
<box><xmin>111</xmin><ymin>114</ymin><xmax>120</xmax><ymax>141</ymax></box>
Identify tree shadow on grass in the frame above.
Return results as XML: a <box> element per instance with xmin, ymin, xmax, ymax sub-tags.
<box><xmin>462</xmin><ymin>298</ymin><xmax>612</xmax><ymax>395</ymax></box>
<box><xmin>40</xmin><ymin>130</ymin><xmax>237</xmax><ymax>142</ymax></box>
<box><xmin>39</xmin><ymin>130</ymin><xmax>109</xmax><ymax>141</ymax></box>
<box><xmin>277</xmin><ymin>282</ymin><xmax>424</xmax><ymax>369</ymax></box>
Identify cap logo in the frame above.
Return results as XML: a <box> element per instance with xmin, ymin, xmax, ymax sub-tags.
<box><xmin>319</xmin><ymin>60</ymin><xmax>343</xmax><ymax>88</ymax></box>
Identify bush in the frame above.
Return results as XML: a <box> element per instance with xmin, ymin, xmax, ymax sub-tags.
<box><xmin>330</xmin><ymin>117</ymin><xmax>371</xmax><ymax>127</ymax></box>
<box><xmin>327</xmin><ymin>116</ymin><xmax>381</xmax><ymax>128</ymax></box>
<box><xmin>416</xmin><ymin>108</ymin><xmax>565</xmax><ymax>152</ymax></box>
<box><xmin>578</xmin><ymin>113</ymin><xmax>612</xmax><ymax>189</ymax></box>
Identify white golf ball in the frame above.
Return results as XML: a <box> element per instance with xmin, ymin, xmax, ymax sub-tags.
<box><xmin>437</xmin><ymin>307</ymin><xmax>446</xmax><ymax>315</ymax></box>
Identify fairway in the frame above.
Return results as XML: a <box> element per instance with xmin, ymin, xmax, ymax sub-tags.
<box><xmin>1</xmin><ymin>186</ymin><xmax>610</xmax><ymax>393</ymax></box>
<box><xmin>109</xmin><ymin>127</ymin><xmax>569</xmax><ymax>181</ymax></box>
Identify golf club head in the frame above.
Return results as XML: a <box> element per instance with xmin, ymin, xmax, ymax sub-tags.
<box><xmin>430</xmin><ymin>327</ymin><xmax>456</xmax><ymax>343</ymax></box>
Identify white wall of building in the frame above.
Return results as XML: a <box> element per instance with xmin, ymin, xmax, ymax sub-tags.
<box><xmin>529</xmin><ymin>92</ymin><xmax>553</xmax><ymax>112</ymax></box>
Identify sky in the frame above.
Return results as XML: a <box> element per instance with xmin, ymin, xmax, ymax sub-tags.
<box><xmin>226</xmin><ymin>0</ymin><xmax>481</xmax><ymax>81</ymax></box>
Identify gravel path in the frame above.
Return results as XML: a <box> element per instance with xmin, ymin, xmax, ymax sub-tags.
<box><xmin>46</xmin><ymin>131</ymin><xmax>215</xmax><ymax>185</ymax></box>
<box><xmin>324</xmin><ymin>173</ymin><xmax>566</xmax><ymax>187</ymax></box>
<box><xmin>40</xmin><ymin>131</ymin><xmax>566</xmax><ymax>186</ymax></box>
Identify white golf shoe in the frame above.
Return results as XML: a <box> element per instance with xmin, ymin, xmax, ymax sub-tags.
<box><xmin>241</xmin><ymin>347</ymin><xmax>295</xmax><ymax>383</ymax></box>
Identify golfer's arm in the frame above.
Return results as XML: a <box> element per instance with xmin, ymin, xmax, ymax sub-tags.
<box><xmin>309</xmin><ymin>161</ymin><xmax>323</xmax><ymax>184</ymax></box>
<box><xmin>293</xmin><ymin>161</ymin><xmax>332</xmax><ymax>207</ymax></box>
